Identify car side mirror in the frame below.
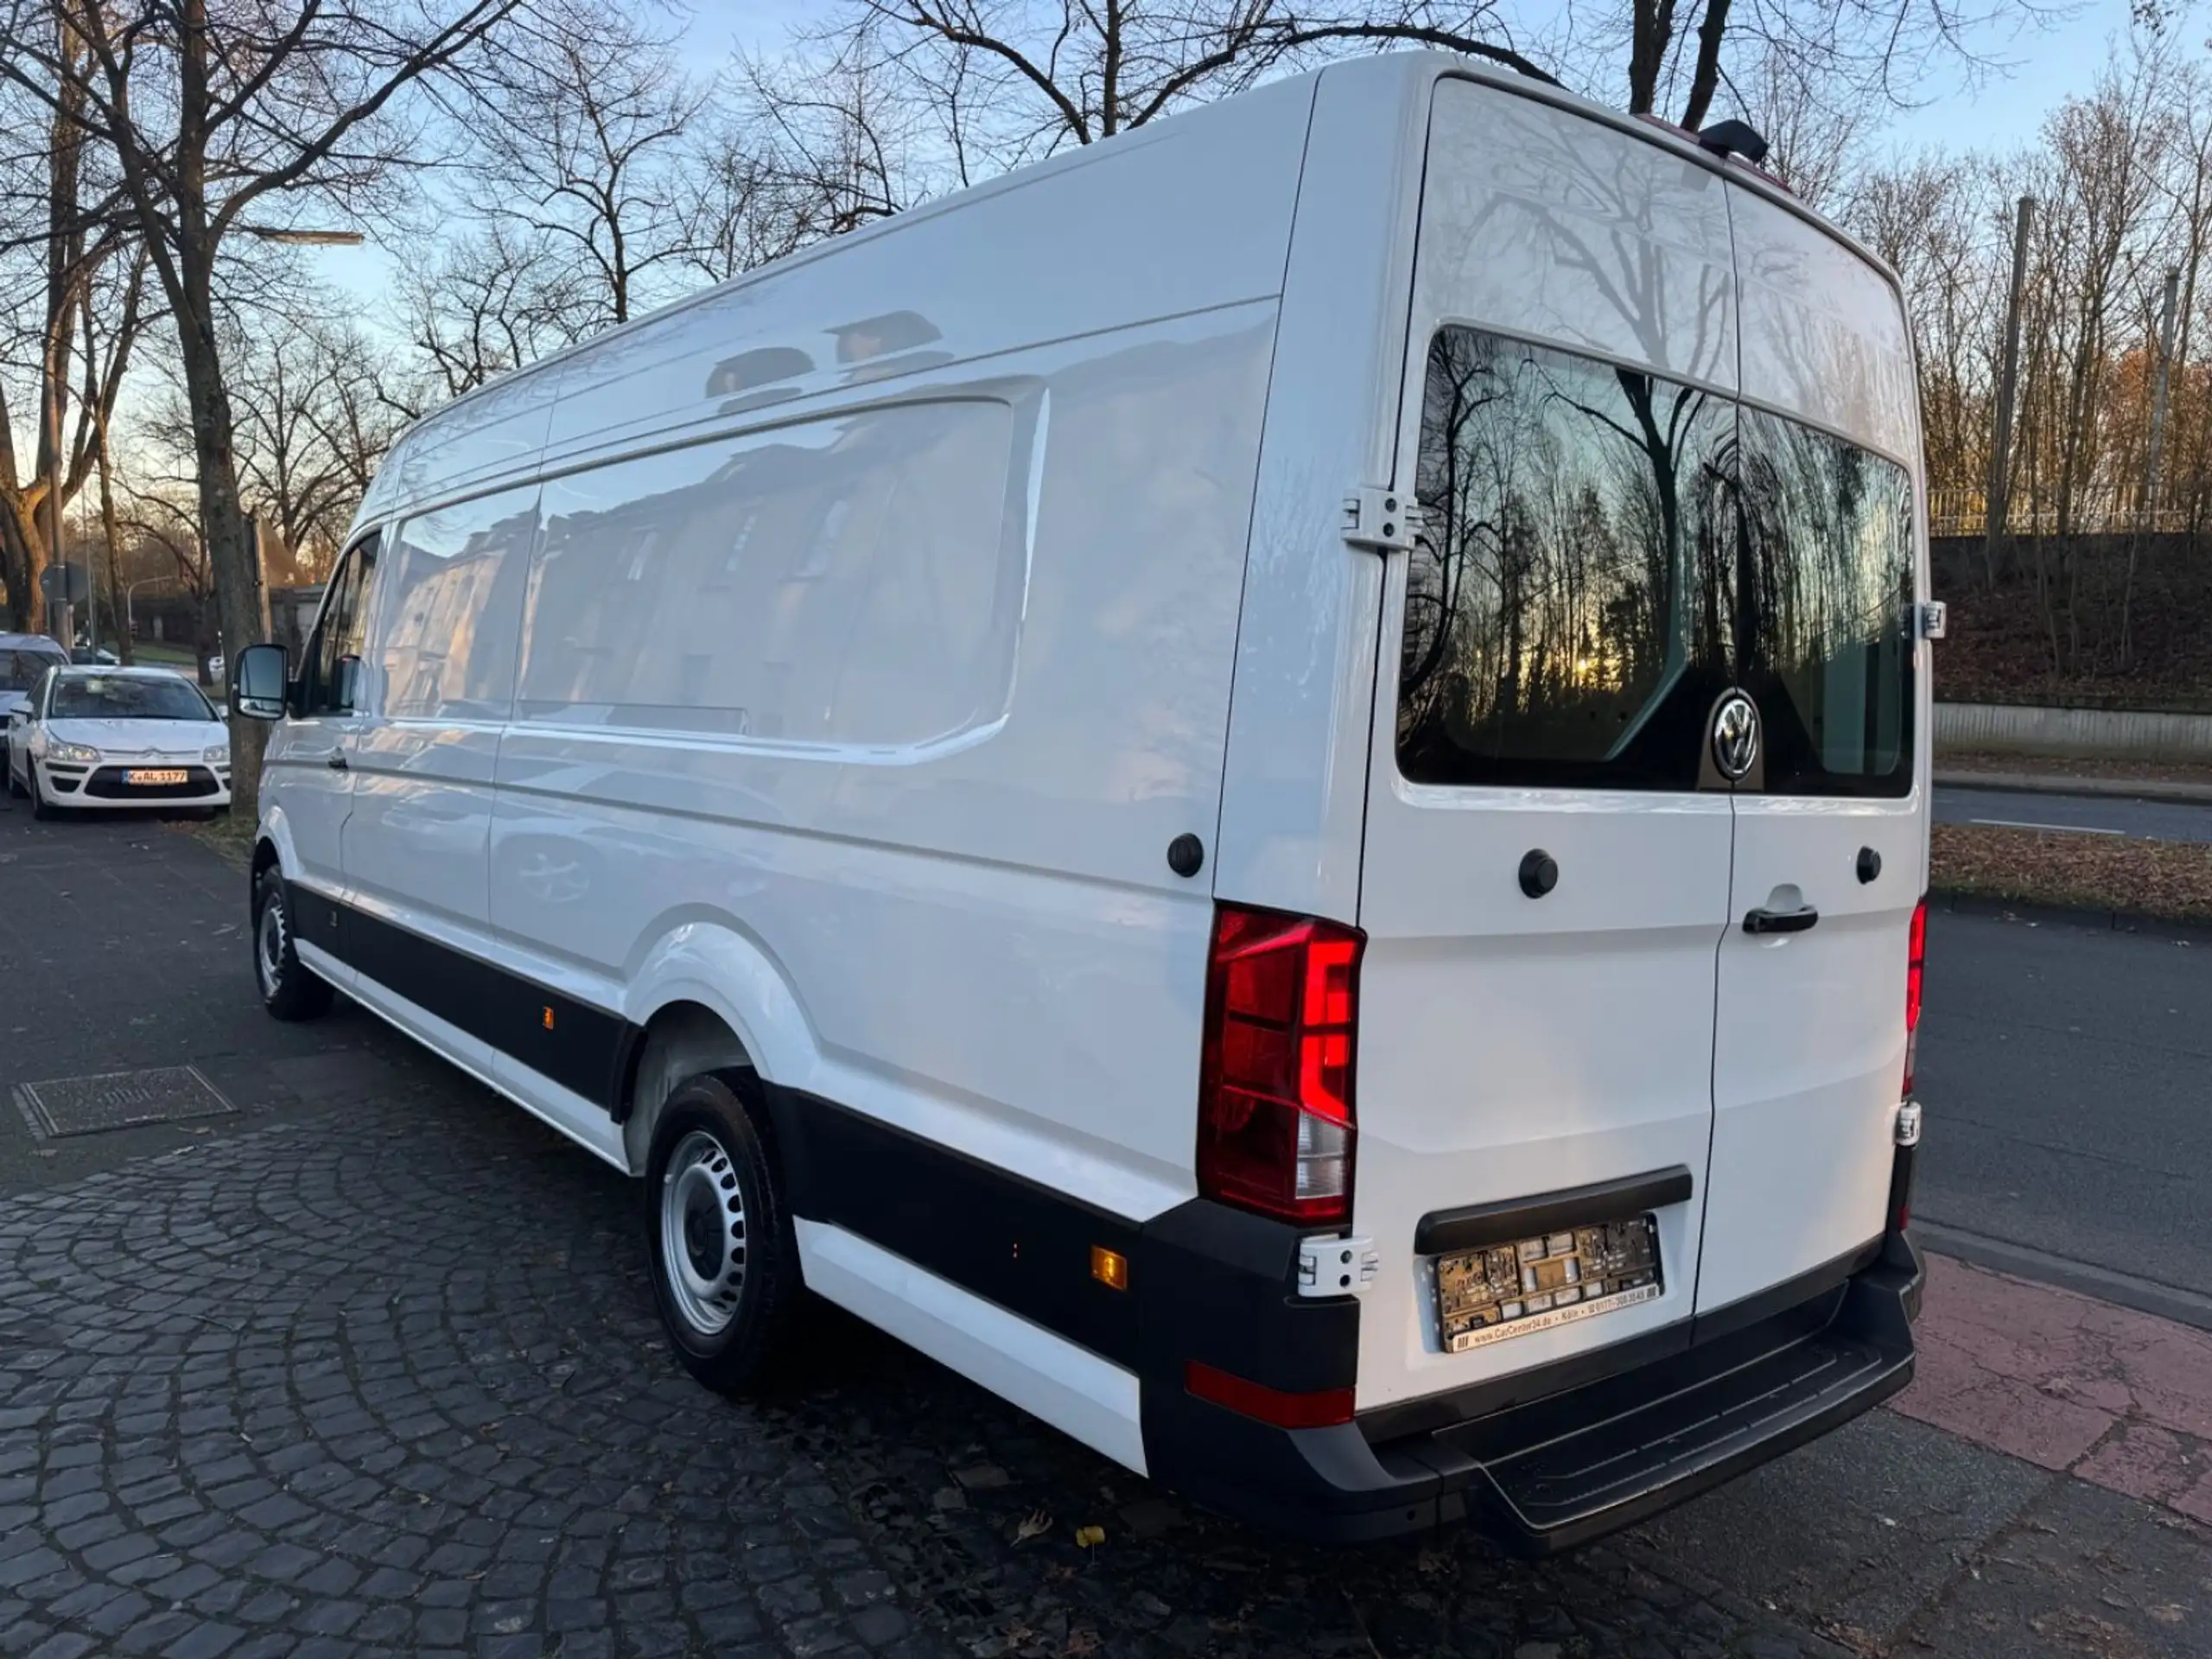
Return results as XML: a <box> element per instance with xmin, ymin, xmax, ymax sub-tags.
<box><xmin>231</xmin><ymin>643</ymin><xmax>289</xmax><ymax>721</ymax></box>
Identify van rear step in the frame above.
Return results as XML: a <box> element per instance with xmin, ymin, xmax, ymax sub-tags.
<box><xmin>1403</xmin><ymin>1237</ymin><xmax>1919</xmax><ymax>1553</ymax></box>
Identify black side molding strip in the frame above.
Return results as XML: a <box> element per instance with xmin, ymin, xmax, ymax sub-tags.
<box><xmin>1413</xmin><ymin>1166</ymin><xmax>1695</xmax><ymax>1257</ymax></box>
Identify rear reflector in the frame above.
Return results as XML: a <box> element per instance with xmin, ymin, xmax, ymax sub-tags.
<box><xmin>1198</xmin><ymin>904</ymin><xmax>1365</xmax><ymax>1225</ymax></box>
<box><xmin>1904</xmin><ymin>896</ymin><xmax>1927</xmax><ymax>1097</ymax></box>
<box><xmin>1185</xmin><ymin>1360</ymin><xmax>1355</xmax><ymax>1429</ymax></box>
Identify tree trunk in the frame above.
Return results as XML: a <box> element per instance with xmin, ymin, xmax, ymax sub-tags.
<box><xmin>174</xmin><ymin>255</ymin><xmax>269</xmax><ymax>813</ymax></box>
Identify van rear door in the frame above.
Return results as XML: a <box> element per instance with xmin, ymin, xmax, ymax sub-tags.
<box><xmin>1694</xmin><ymin>191</ymin><xmax>1927</xmax><ymax>1313</ymax></box>
<box><xmin>1351</xmin><ymin>80</ymin><xmax>1741</xmax><ymax>1412</ymax></box>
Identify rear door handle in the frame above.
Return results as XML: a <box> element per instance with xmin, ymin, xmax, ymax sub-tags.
<box><xmin>1744</xmin><ymin>904</ymin><xmax>1817</xmax><ymax>934</ymax></box>
<box><xmin>326</xmin><ymin>752</ymin><xmax>348</xmax><ymax>772</ymax></box>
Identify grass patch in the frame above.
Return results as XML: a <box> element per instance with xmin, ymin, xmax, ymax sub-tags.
<box><xmin>1931</xmin><ymin>822</ymin><xmax>2212</xmax><ymax>923</ymax></box>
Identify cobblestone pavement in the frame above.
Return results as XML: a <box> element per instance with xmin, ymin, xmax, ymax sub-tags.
<box><xmin>1</xmin><ymin>1091</ymin><xmax>1850</xmax><ymax>1659</ymax></box>
<box><xmin>3</xmin><ymin>807</ymin><xmax>2209</xmax><ymax>1659</ymax></box>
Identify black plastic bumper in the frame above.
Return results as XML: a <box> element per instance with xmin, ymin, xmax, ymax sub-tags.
<box><xmin>1143</xmin><ymin>1229</ymin><xmax>1922</xmax><ymax>1552</ymax></box>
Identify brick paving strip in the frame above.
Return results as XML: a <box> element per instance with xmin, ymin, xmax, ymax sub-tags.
<box><xmin>1894</xmin><ymin>1251</ymin><xmax>2212</xmax><ymax>1524</ymax></box>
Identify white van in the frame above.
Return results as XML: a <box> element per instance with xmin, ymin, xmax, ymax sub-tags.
<box><xmin>232</xmin><ymin>52</ymin><xmax>1932</xmax><ymax>1550</ymax></box>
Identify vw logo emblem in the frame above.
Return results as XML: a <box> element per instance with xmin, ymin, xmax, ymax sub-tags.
<box><xmin>1712</xmin><ymin>691</ymin><xmax>1760</xmax><ymax>781</ymax></box>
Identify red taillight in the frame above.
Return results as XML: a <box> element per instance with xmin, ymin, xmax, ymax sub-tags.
<box><xmin>1198</xmin><ymin>904</ymin><xmax>1364</xmax><ymax>1226</ymax></box>
<box><xmin>1185</xmin><ymin>1359</ymin><xmax>1355</xmax><ymax>1428</ymax></box>
<box><xmin>1904</xmin><ymin>897</ymin><xmax>1927</xmax><ymax>1098</ymax></box>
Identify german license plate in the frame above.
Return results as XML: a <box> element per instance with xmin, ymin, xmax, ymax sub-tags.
<box><xmin>1435</xmin><ymin>1215</ymin><xmax>1662</xmax><ymax>1351</ymax></box>
<box><xmin>125</xmin><ymin>768</ymin><xmax>188</xmax><ymax>785</ymax></box>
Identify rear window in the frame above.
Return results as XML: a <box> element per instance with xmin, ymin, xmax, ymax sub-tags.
<box><xmin>50</xmin><ymin>676</ymin><xmax>213</xmax><ymax>721</ymax></box>
<box><xmin>1398</xmin><ymin>326</ymin><xmax>1915</xmax><ymax>797</ymax></box>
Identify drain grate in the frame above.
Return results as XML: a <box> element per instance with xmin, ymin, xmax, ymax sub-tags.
<box><xmin>16</xmin><ymin>1065</ymin><xmax>236</xmax><ymax>1138</ymax></box>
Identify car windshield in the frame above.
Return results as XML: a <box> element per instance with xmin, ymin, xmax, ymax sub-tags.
<box><xmin>50</xmin><ymin>675</ymin><xmax>214</xmax><ymax>721</ymax></box>
<box><xmin>2</xmin><ymin>648</ymin><xmax>67</xmax><ymax>692</ymax></box>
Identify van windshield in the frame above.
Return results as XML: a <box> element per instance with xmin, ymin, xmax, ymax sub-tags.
<box><xmin>1399</xmin><ymin>326</ymin><xmax>1915</xmax><ymax>797</ymax></box>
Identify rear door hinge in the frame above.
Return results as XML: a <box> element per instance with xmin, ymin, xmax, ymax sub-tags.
<box><xmin>1299</xmin><ymin>1234</ymin><xmax>1380</xmax><ymax>1298</ymax></box>
<box><xmin>1343</xmin><ymin>487</ymin><xmax>1420</xmax><ymax>553</ymax></box>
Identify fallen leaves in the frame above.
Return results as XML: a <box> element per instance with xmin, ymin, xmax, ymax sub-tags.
<box><xmin>1931</xmin><ymin>823</ymin><xmax>2212</xmax><ymax>923</ymax></box>
<box><xmin>1013</xmin><ymin>1510</ymin><xmax>1052</xmax><ymax>1544</ymax></box>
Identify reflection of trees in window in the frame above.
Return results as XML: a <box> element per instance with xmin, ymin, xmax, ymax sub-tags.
<box><xmin>1737</xmin><ymin>410</ymin><xmax>1913</xmax><ymax>789</ymax></box>
<box><xmin>1401</xmin><ymin>327</ymin><xmax>1731</xmax><ymax>787</ymax></box>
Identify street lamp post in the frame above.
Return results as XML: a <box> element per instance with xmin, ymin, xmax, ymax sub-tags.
<box><xmin>125</xmin><ymin>574</ymin><xmax>173</xmax><ymax>638</ymax></box>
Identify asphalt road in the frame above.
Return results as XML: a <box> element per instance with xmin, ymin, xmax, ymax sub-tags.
<box><xmin>1934</xmin><ymin>782</ymin><xmax>2212</xmax><ymax>841</ymax></box>
<box><xmin>1914</xmin><ymin>906</ymin><xmax>2212</xmax><ymax>1323</ymax></box>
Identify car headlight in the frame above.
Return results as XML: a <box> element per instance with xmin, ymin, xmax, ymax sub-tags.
<box><xmin>204</xmin><ymin>743</ymin><xmax>231</xmax><ymax>765</ymax></box>
<box><xmin>43</xmin><ymin>738</ymin><xmax>100</xmax><ymax>765</ymax></box>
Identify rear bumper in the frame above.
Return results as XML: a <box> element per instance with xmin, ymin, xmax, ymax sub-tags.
<box><xmin>1143</xmin><ymin>1229</ymin><xmax>1921</xmax><ymax>1552</ymax></box>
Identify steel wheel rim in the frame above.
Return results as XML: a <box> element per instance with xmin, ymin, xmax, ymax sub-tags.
<box><xmin>257</xmin><ymin>893</ymin><xmax>285</xmax><ymax>997</ymax></box>
<box><xmin>660</xmin><ymin>1128</ymin><xmax>747</xmax><ymax>1335</ymax></box>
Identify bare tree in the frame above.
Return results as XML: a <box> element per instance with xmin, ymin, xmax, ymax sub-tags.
<box><xmin>794</xmin><ymin>1</ymin><xmax>1556</xmax><ymax>180</ymax></box>
<box><xmin>0</xmin><ymin>11</ymin><xmax>150</xmax><ymax>635</ymax></box>
<box><xmin>1624</xmin><ymin>0</ymin><xmax>2024</xmax><ymax>130</ymax></box>
<box><xmin>466</xmin><ymin>2</ymin><xmax>705</xmax><ymax>335</ymax></box>
<box><xmin>0</xmin><ymin>0</ymin><xmax>525</xmax><ymax>813</ymax></box>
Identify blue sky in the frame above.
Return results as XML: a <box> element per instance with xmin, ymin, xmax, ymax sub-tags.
<box><xmin>296</xmin><ymin>0</ymin><xmax>2145</xmax><ymax>315</ymax></box>
<box><xmin>682</xmin><ymin>0</ymin><xmax>2146</xmax><ymax>156</ymax></box>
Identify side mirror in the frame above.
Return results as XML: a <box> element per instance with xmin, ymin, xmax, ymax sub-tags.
<box><xmin>231</xmin><ymin>642</ymin><xmax>289</xmax><ymax>721</ymax></box>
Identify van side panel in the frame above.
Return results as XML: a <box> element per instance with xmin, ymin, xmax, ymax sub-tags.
<box><xmin>531</xmin><ymin>79</ymin><xmax>1316</xmax><ymax>484</ymax></box>
<box><xmin>487</xmin><ymin>302</ymin><xmax>1285</xmax><ymax>1217</ymax></box>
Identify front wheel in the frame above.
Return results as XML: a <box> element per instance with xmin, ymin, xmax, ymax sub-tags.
<box><xmin>252</xmin><ymin>866</ymin><xmax>334</xmax><ymax>1021</ymax></box>
<box><xmin>645</xmin><ymin>1074</ymin><xmax>802</xmax><ymax>1394</ymax></box>
<box><xmin>29</xmin><ymin>766</ymin><xmax>59</xmax><ymax>821</ymax></box>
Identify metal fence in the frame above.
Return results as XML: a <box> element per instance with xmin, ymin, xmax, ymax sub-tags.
<box><xmin>1927</xmin><ymin>488</ymin><xmax>2196</xmax><ymax>538</ymax></box>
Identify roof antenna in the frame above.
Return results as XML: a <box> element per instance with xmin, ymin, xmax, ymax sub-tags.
<box><xmin>1696</xmin><ymin>118</ymin><xmax>1770</xmax><ymax>165</ymax></box>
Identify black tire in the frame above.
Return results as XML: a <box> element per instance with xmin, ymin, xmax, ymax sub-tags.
<box><xmin>29</xmin><ymin>766</ymin><xmax>58</xmax><ymax>821</ymax></box>
<box><xmin>4</xmin><ymin>762</ymin><xmax>20</xmax><ymax>799</ymax></box>
<box><xmin>645</xmin><ymin>1073</ymin><xmax>802</xmax><ymax>1394</ymax></box>
<box><xmin>252</xmin><ymin>865</ymin><xmax>334</xmax><ymax>1021</ymax></box>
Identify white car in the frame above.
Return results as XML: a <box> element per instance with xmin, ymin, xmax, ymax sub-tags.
<box><xmin>8</xmin><ymin>664</ymin><xmax>232</xmax><ymax>818</ymax></box>
<box><xmin>0</xmin><ymin>632</ymin><xmax>71</xmax><ymax>728</ymax></box>
<box><xmin>232</xmin><ymin>54</ymin><xmax>1931</xmax><ymax>1551</ymax></box>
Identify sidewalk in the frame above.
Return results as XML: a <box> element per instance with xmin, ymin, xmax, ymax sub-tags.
<box><xmin>1937</xmin><ymin>753</ymin><xmax>2212</xmax><ymax>804</ymax></box>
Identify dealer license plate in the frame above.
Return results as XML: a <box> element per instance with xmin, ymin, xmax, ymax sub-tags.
<box><xmin>1435</xmin><ymin>1215</ymin><xmax>1662</xmax><ymax>1352</ymax></box>
<box><xmin>125</xmin><ymin>768</ymin><xmax>189</xmax><ymax>785</ymax></box>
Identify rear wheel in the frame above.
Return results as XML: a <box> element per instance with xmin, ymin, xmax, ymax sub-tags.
<box><xmin>645</xmin><ymin>1073</ymin><xmax>801</xmax><ymax>1393</ymax></box>
<box><xmin>4</xmin><ymin>760</ymin><xmax>20</xmax><ymax>799</ymax></box>
<box><xmin>253</xmin><ymin>866</ymin><xmax>333</xmax><ymax>1020</ymax></box>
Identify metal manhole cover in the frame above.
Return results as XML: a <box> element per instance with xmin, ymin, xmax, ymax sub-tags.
<box><xmin>16</xmin><ymin>1065</ymin><xmax>236</xmax><ymax>1138</ymax></box>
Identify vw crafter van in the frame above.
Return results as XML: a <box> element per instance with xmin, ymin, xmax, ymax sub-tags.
<box><xmin>232</xmin><ymin>52</ymin><xmax>1936</xmax><ymax>1550</ymax></box>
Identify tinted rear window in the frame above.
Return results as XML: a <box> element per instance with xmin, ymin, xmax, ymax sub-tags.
<box><xmin>1735</xmin><ymin>408</ymin><xmax>1915</xmax><ymax>794</ymax></box>
<box><xmin>1399</xmin><ymin>326</ymin><xmax>1915</xmax><ymax>797</ymax></box>
<box><xmin>1398</xmin><ymin>329</ymin><xmax>1735</xmax><ymax>790</ymax></box>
